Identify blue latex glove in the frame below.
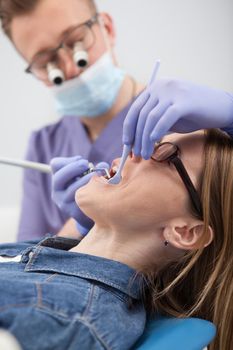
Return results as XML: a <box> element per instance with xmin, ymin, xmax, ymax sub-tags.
<box><xmin>51</xmin><ymin>156</ymin><xmax>109</xmax><ymax>236</ymax></box>
<box><xmin>123</xmin><ymin>79</ymin><xmax>233</xmax><ymax>159</ymax></box>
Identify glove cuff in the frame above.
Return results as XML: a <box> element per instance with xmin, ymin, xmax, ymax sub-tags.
<box><xmin>222</xmin><ymin>92</ymin><xmax>233</xmax><ymax>137</ymax></box>
<box><xmin>76</xmin><ymin>221</ymin><xmax>90</xmax><ymax>237</ymax></box>
<box><xmin>221</xmin><ymin>125</ymin><xmax>233</xmax><ymax>137</ymax></box>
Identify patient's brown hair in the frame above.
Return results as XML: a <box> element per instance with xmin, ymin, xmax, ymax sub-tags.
<box><xmin>143</xmin><ymin>129</ymin><xmax>233</xmax><ymax>350</ymax></box>
<box><xmin>0</xmin><ymin>0</ymin><xmax>97</xmax><ymax>38</ymax></box>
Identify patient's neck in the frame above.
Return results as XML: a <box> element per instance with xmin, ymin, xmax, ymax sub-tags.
<box><xmin>70</xmin><ymin>224</ymin><xmax>165</xmax><ymax>270</ymax></box>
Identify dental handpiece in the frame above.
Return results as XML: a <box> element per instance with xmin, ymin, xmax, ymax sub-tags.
<box><xmin>0</xmin><ymin>157</ymin><xmax>52</xmax><ymax>173</ymax></box>
<box><xmin>0</xmin><ymin>157</ymin><xmax>110</xmax><ymax>178</ymax></box>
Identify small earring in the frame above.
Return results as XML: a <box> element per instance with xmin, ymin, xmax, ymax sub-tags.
<box><xmin>164</xmin><ymin>240</ymin><xmax>169</xmax><ymax>246</ymax></box>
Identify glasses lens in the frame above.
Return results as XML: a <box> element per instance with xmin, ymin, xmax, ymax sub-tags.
<box><xmin>27</xmin><ymin>20</ymin><xmax>96</xmax><ymax>79</ymax></box>
<box><xmin>64</xmin><ymin>24</ymin><xmax>95</xmax><ymax>50</ymax></box>
<box><xmin>30</xmin><ymin>51</ymin><xmax>57</xmax><ymax>78</ymax></box>
<box><xmin>152</xmin><ymin>143</ymin><xmax>178</xmax><ymax>161</ymax></box>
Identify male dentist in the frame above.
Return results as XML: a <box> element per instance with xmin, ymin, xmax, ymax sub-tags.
<box><xmin>0</xmin><ymin>0</ymin><xmax>143</xmax><ymax>239</ymax></box>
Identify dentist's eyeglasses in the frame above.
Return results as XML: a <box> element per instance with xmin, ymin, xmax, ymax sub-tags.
<box><xmin>151</xmin><ymin>142</ymin><xmax>203</xmax><ymax>218</ymax></box>
<box><xmin>25</xmin><ymin>14</ymin><xmax>98</xmax><ymax>80</ymax></box>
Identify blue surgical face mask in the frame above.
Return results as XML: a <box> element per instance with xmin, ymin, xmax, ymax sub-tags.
<box><xmin>50</xmin><ymin>52</ymin><xmax>125</xmax><ymax>118</ymax></box>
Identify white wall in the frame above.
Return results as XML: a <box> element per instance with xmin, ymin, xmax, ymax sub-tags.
<box><xmin>0</xmin><ymin>0</ymin><xmax>232</xmax><ymax>239</ymax></box>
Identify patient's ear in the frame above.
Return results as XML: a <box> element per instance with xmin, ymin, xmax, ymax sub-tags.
<box><xmin>163</xmin><ymin>218</ymin><xmax>214</xmax><ymax>250</ymax></box>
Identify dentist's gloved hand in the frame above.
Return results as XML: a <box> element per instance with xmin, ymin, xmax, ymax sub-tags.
<box><xmin>123</xmin><ymin>79</ymin><xmax>233</xmax><ymax>159</ymax></box>
<box><xmin>51</xmin><ymin>156</ymin><xmax>109</xmax><ymax>236</ymax></box>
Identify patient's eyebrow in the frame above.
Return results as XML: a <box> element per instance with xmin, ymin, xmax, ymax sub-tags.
<box><xmin>157</xmin><ymin>136</ymin><xmax>165</xmax><ymax>145</ymax></box>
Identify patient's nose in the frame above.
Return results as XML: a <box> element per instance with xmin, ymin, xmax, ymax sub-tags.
<box><xmin>111</xmin><ymin>158</ymin><xmax>120</xmax><ymax>170</ymax></box>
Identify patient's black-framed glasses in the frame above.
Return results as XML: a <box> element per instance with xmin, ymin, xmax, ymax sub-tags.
<box><xmin>25</xmin><ymin>13</ymin><xmax>98</xmax><ymax>79</ymax></box>
<box><xmin>151</xmin><ymin>142</ymin><xmax>203</xmax><ymax>218</ymax></box>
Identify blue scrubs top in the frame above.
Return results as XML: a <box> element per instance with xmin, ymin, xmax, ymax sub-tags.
<box><xmin>17</xmin><ymin>101</ymin><xmax>134</xmax><ymax>241</ymax></box>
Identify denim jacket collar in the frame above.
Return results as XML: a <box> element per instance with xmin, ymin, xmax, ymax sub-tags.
<box><xmin>24</xmin><ymin>236</ymin><xmax>142</xmax><ymax>300</ymax></box>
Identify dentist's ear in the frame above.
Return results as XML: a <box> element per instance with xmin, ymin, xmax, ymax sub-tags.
<box><xmin>98</xmin><ymin>12</ymin><xmax>116</xmax><ymax>46</ymax></box>
<box><xmin>163</xmin><ymin>218</ymin><xmax>214</xmax><ymax>250</ymax></box>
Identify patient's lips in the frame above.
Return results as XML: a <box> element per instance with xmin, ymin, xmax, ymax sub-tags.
<box><xmin>103</xmin><ymin>166</ymin><xmax>117</xmax><ymax>180</ymax></box>
<box><xmin>104</xmin><ymin>159</ymin><xmax>119</xmax><ymax>179</ymax></box>
<box><xmin>108</xmin><ymin>166</ymin><xmax>118</xmax><ymax>179</ymax></box>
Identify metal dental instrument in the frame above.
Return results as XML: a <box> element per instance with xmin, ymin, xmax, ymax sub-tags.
<box><xmin>0</xmin><ymin>157</ymin><xmax>110</xmax><ymax>178</ymax></box>
<box><xmin>88</xmin><ymin>163</ymin><xmax>111</xmax><ymax>179</ymax></box>
<box><xmin>108</xmin><ymin>60</ymin><xmax>161</xmax><ymax>185</ymax></box>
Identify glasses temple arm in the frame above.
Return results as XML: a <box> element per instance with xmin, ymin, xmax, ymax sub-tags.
<box><xmin>171</xmin><ymin>157</ymin><xmax>203</xmax><ymax>216</ymax></box>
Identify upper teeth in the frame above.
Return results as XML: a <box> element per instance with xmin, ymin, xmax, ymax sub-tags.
<box><xmin>112</xmin><ymin>166</ymin><xmax>118</xmax><ymax>173</ymax></box>
<box><xmin>108</xmin><ymin>166</ymin><xmax>118</xmax><ymax>178</ymax></box>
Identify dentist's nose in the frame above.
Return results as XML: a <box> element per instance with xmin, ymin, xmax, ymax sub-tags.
<box><xmin>58</xmin><ymin>48</ymin><xmax>81</xmax><ymax>80</ymax></box>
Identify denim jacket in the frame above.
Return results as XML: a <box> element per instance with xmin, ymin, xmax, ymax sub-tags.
<box><xmin>0</xmin><ymin>236</ymin><xmax>146</xmax><ymax>350</ymax></box>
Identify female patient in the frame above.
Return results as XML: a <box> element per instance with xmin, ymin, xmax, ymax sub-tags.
<box><xmin>0</xmin><ymin>129</ymin><xmax>232</xmax><ymax>350</ymax></box>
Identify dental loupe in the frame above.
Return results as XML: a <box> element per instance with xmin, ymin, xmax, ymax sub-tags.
<box><xmin>73</xmin><ymin>42</ymin><xmax>89</xmax><ymax>68</ymax></box>
<box><xmin>47</xmin><ymin>63</ymin><xmax>65</xmax><ymax>85</ymax></box>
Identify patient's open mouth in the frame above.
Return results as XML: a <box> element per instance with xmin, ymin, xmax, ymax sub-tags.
<box><xmin>104</xmin><ymin>166</ymin><xmax>118</xmax><ymax>179</ymax></box>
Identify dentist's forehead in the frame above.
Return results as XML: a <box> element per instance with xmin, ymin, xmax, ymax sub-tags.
<box><xmin>11</xmin><ymin>0</ymin><xmax>92</xmax><ymax>61</ymax></box>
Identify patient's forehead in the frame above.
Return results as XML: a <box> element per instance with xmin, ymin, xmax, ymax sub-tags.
<box><xmin>162</xmin><ymin>131</ymin><xmax>205</xmax><ymax>152</ymax></box>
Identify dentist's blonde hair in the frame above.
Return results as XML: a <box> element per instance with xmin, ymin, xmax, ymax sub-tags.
<box><xmin>143</xmin><ymin>129</ymin><xmax>233</xmax><ymax>350</ymax></box>
<box><xmin>0</xmin><ymin>0</ymin><xmax>97</xmax><ymax>38</ymax></box>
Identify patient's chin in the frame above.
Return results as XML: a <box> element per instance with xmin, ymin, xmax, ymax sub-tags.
<box><xmin>75</xmin><ymin>182</ymin><xmax>108</xmax><ymax>224</ymax></box>
<box><xmin>75</xmin><ymin>174</ymin><xmax>103</xmax><ymax>206</ymax></box>
<box><xmin>75</xmin><ymin>185</ymin><xmax>89</xmax><ymax>207</ymax></box>
<box><xmin>75</xmin><ymin>184</ymin><xmax>96</xmax><ymax>217</ymax></box>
